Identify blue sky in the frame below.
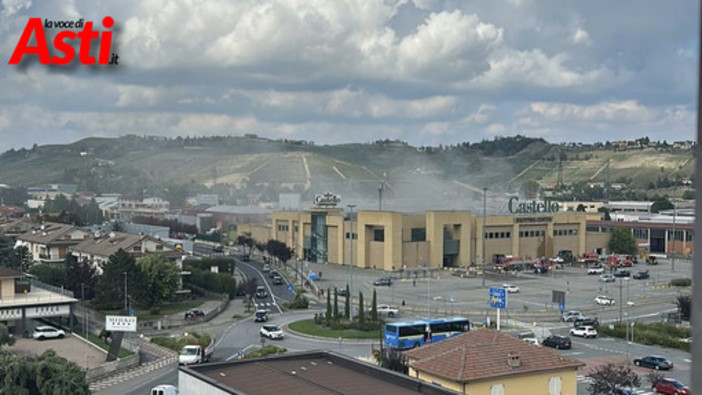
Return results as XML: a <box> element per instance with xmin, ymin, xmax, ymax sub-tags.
<box><xmin>0</xmin><ymin>0</ymin><xmax>698</xmax><ymax>152</ymax></box>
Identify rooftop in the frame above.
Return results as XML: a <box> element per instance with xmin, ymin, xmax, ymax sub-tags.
<box><xmin>182</xmin><ymin>350</ymin><xmax>454</xmax><ymax>394</ymax></box>
<box><xmin>404</xmin><ymin>329</ymin><xmax>584</xmax><ymax>383</ymax></box>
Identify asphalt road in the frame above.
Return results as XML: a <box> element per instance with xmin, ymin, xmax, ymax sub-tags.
<box><xmin>109</xmin><ymin>254</ymin><xmax>692</xmax><ymax>395</ymax></box>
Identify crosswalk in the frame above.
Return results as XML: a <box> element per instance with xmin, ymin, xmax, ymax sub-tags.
<box><xmin>576</xmin><ymin>376</ymin><xmax>655</xmax><ymax>395</ymax></box>
<box><xmin>254</xmin><ymin>302</ymin><xmax>277</xmax><ymax>309</ymax></box>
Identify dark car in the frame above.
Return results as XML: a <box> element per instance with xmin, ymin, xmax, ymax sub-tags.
<box><xmin>336</xmin><ymin>287</ymin><xmax>348</xmax><ymax>297</ymax></box>
<box><xmin>269</xmin><ymin>270</ymin><xmax>279</xmax><ymax>279</ymax></box>
<box><xmin>614</xmin><ymin>269</ymin><xmax>630</xmax><ymax>278</ymax></box>
<box><xmin>241</xmin><ymin>254</ymin><xmax>250</xmax><ymax>261</ymax></box>
<box><xmin>184</xmin><ymin>308</ymin><xmax>205</xmax><ymax>319</ymax></box>
<box><xmin>542</xmin><ymin>335</ymin><xmax>571</xmax><ymax>350</ymax></box>
<box><xmin>574</xmin><ymin>317</ymin><xmax>600</xmax><ymax>328</ymax></box>
<box><xmin>652</xmin><ymin>378</ymin><xmax>691</xmax><ymax>394</ymax></box>
<box><xmin>254</xmin><ymin>309</ymin><xmax>268</xmax><ymax>322</ymax></box>
<box><xmin>633</xmin><ymin>355</ymin><xmax>673</xmax><ymax>370</ymax></box>
<box><xmin>632</xmin><ymin>270</ymin><xmax>650</xmax><ymax>280</ymax></box>
<box><xmin>373</xmin><ymin>277</ymin><xmax>393</xmax><ymax>286</ymax></box>
<box><xmin>272</xmin><ymin>275</ymin><xmax>283</xmax><ymax>285</ymax></box>
<box><xmin>533</xmin><ymin>266</ymin><xmax>548</xmax><ymax>274</ymax></box>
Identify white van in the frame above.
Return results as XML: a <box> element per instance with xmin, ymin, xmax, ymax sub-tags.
<box><xmin>151</xmin><ymin>385</ymin><xmax>178</xmax><ymax>395</ymax></box>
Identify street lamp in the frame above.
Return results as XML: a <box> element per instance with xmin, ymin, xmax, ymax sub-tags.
<box><xmin>482</xmin><ymin>187</ymin><xmax>487</xmax><ymax>288</ymax></box>
<box><xmin>347</xmin><ymin>204</ymin><xmax>356</xmax><ymax>320</ymax></box>
<box><xmin>672</xmin><ymin>201</ymin><xmax>676</xmax><ymax>272</ymax></box>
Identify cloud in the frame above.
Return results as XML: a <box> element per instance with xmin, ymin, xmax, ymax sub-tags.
<box><xmin>572</xmin><ymin>28</ymin><xmax>591</xmax><ymax>45</ymax></box>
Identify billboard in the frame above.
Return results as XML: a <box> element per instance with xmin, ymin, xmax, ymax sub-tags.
<box><xmin>105</xmin><ymin>315</ymin><xmax>137</xmax><ymax>332</ymax></box>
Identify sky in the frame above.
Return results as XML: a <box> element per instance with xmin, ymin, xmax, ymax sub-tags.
<box><xmin>0</xmin><ymin>0</ymin><xmax>699</xmax><ymax>153</ymax></box>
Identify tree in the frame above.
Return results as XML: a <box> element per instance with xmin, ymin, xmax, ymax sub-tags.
<box><xmin>370</xmin><ymin>289</ymin><xmax>378</xmax><ymax>322</ymax></box>
<box><xmin>598</xmin><ymin>206</ymin><xmax>611</xmax><ymax>221</ymax></box>
<box><xmin>358</xmin><ymin>292</ymin><xmax>365</xmax><ymax>327</ymax></box>
<box><xmin>650</xmin><ymin>197</ymin><xmax>674</xmax><ymax>213</ymax></box>
<box><xmin>609</xmin><ymin>228</ymin><xmax>637</xmax><ymax>255</ymax></box>
<box><xmin>0</xmin><ymin>349</ymin><xmax>90</xmax><ymax>394</ymax></box>
<box><xmin>587</xmin><ymin>363</ymin><xmax>640</xmax><ymax>395</ymax></box>
<box><xmin>0</xmin><ymin>324</ymin><xmax>15</xmax><ymax>347</ymax></box>
<box><xmin>28</xmin><ymin>263</ymin><xmax>65</xmax><ymax>287</ymax></box>
<box><xmin>134</xmin><ymin>254</ymin><xmax>180</xmax><ymax>308</ymax></box>
<box><xmin>236</xmin><ymin>235</ymin><xmax>254</xmax><ymax>255</ymax></box>
<box><xmin>63</xmin><ymin>255</ymin><xmax>98</xmax><ymax>300</ymax></box>
<box><xmin>576</xmin><ymin>204</ymin><xmax>586</xmax><ymax>212</ymax></box>
<box><xmin>93</xmin><ymin>249</ymin><xmax>139</xmax><ymax>311</ymax></box>
<box><xmin>325</xmin><ymin>288</ymin><xmax>332</xmax><ymax>326</ymax></box>
<box><xmin>333</xmin><ymin>288</ymin><xmax>340</xmax><ymax>321</ymax></box>
<box><xmin>0</xmin><ymin>235</ymin><xmax>22</xmax><ymax>270</ymax></box>
<box><xmin>344</xmin><ymin>284</ymin><xmax>350</xmax><ymax>320</ymax></box>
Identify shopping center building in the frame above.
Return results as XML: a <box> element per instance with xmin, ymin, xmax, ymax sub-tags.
<box><xmin>249</xmin><ymin>194</ymin><xmax>596</xmax><ymax>272</ymax></box>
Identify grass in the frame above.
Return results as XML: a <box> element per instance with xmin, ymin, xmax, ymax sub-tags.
<box><xmin>71</xmin><ymin>329</ymin><xmax>133</xmax><ymax>358</ymax></box>
<box><xmin>287</xmin><ymin>319</ymin><xmax>382</xmax><ymax>340</ymax></box>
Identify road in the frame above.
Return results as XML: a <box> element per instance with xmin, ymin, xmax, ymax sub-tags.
<box><xmin>112</xmin><ymin>255</ymin><xmax>691</xmax><ymax>395</ymax></box>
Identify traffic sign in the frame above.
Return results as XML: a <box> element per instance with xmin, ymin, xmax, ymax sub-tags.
<box><xmin>287</xmin><ymin>284</ymin><xmax>294</xmax><ymax>292</ymax></box>
<box><xmin>489</xmin><ymin>287</ymin><xmax>506</xmax><ymax>309</ymax></box>
<box><xmin>558</xmin><ymin>302</ymin><xmax>565</xmax><ymax>312</ymax></box>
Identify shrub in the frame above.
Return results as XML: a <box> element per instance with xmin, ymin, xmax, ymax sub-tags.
<box><xmin>244</xmin><ymin>345</ymin><xmax>286</xmax><ymax>359</ymax></box>
<box><xmin>670</xmin><ymin>278</ymin><xmax>692</xmax><ymax>287</ymax></box>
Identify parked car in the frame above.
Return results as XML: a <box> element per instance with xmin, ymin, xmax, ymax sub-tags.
<box><xmin>614</xmin><ymin>269</ymin><xmax>630</xmax><ymax>278</ymax></box>
<box><xmin>542</xmin><ymin>335</ymin><xmax>571</xmax><ymax>350</ymax></box>
<box><xmin>502</xmin><ymin>284</ymin><xmax>519</xmax><ymax>293</ymax></box>
<box><xmin>533</xmin><ymin>266</ymin><xmax>548</xmax><ymax>274</ymax></box>
<box><xmin>272</xmin><ymin>275</ymin><xmax>283</xmax><ymax>285</ymax></box>
<box><xmin>569</xmin><ymin>325</ymin><xmax>598</xmax><ymax>338</ymax></box>
<box><xmin>588</xmin><ymin>266</ymin><xmax>605</xmax><ymax>275</ymax></box>
<box><xmin>260</xmin><ymin>325</ymin><xmax>284</xmax><ymax>340</ymax></box>
<box><xmin>595</xmin><ymin>295</ymin><xmax>616</xmax><ymax>306</ymax></box>
<box><xmin>562</xmin><ymin>310</ymin><xmax>585</xmax><ymax>322</ymax></box>
<box><xmin>633</xmin><ymin>355</ymin><xmax>674</xmax><ymax>370</ymax></box>
<box><xmin>574</xmin><ymin>317</ymin><xmax>600</xmax><ymax>328</ymax></box>
<box><xmin>241</xmin><ymin>254</ymin><xmax>250</xmax><ymax>261</ymax></box>
<box><xmin>32</xmin><ymin>325</ymin><xmax>65</xmax><ymax>340</ymax></box>
<box><xmin>255</xmin><ymin>285</ymin><xmax>268</xmax><ymax>299</ymax></box>
<box><xmin>651</xmin><ymin>378</ymin><xmax>691</xmax><ymax>394</ymax></box>
<box><xmin>600</xmin><ymin>274</ymin><xmax>616</xmax><ymax>282</ymax></box>
<box><xmin>373</xmin><ymin>277</ymin><xmax>393</xmax><ymax>286</ymax></box>
<box><xmin>184</xmin><ymin>308</ymin><xmax>205</xmax><ymax>319</ymax></box>
<box><xmin>254</xmin><ymin>309</ymin><xmax>268</xmax><ymax>322</ymax></box>
<box><xmin>633</xmin><ymin>271</ymin><xmax>650</xmax><ymax>280</ymax></box>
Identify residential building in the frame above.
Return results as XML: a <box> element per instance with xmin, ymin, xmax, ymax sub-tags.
<box><xmin>0</xmin><ymin>266</ymin><xmax>78</xmax><ymax>336</ymax></box>
<box><xmin>108</xmin><ymin>195</ymin><xmax>170</xmax><ymax>221</ymax></box>
<box><xmin>404</xmin><ymin>329</ymin><xmax>584</xmax><ymax>395</ymax></box>
<box><xmin>179</xmin><ymin>350</ymin><xmax>455</xmax><ymax>395</ymax></box>
<box><xmin>70</xmin><ymin>231</ymin><xmax>175</xmax><ymax>273</ymax></box>
<box><xmin>16</xmin><ymin>223</ymin><xmax>90</xmax><ymax>264</ymax></box>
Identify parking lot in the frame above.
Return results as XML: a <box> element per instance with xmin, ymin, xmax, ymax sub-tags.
<box><xmin>8</xmin><ymin>334</ymin><xmax>107</xmax><ymax>370</ymax></box>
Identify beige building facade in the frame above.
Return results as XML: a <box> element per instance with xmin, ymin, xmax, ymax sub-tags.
<box><xmin>265</xmin><ymin>207</ymin><xmax>594</xmax><ymax>271</ymax></box>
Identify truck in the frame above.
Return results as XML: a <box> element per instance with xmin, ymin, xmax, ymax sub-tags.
<box><xmin>179</xmin><ymin>342</ymin><xmax>214</xmax><ymax>365</ymax></box>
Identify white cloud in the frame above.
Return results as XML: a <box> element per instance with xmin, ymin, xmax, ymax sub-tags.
<box><xmin>572</xmin><ymin>28</ymin><xmax>591</xmax><ymax>45</ymax></box>
<box><xmin>1</xmin><ymin>0</ymin><xmax>31</xmax><ymax>17</ymax></box>
<box><xmin>528</xmin><ymin>100</ymin><xmax>651</xmax><ymax>123</ymax></box>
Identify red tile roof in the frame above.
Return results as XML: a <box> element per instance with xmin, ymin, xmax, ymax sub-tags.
<box><xmin>0</xmin><ymin>266</ymin><xmax>22</xmax><ymax>278</ymax></box>
<box><xmin>404</xmin><ymin>329</ymin><xmax>584</xmax><ymax>383</ymax></box>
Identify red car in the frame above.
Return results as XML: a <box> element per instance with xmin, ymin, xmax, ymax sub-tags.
<box><xmin>652</xmin><ymin>378</ymin><xmax>691</xmax><ymax>395</ymax></box>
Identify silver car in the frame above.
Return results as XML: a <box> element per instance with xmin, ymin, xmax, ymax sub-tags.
<box><xmin>32</xmin><ymin>325</ymin><xmax>65</xmax><ymax>340</ymax></box>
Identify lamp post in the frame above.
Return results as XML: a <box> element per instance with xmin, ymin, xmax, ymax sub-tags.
<box><xmin>672</xmin><ymin>201</ymin><xmax>676</xmax><ymax>272</ymax></box>
<box><xmin>347</xmin><ymin>204</ymin><xmax>356</xmax><ymax>320</ymax></box>
<box><xmin>482</xmin><ymin>187</ymin><xmax>487</xmax><ymax>288</ymax></box>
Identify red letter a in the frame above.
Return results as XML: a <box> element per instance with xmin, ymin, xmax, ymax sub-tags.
<box><xmin>8</xmin><ymin>18</ymin><xmax>50</xmax><ymax>65</ymax></box>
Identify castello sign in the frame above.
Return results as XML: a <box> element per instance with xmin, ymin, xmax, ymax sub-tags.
<box><xmin>508</xmin><ymin>197</ymin><xmax>560</xmax><ymax>214</ymax></box>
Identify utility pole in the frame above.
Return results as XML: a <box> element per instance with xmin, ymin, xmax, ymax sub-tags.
<box><xmin>123</xmin><ymin>272</ymin><xmax>128</xmax><ymax>313</ymax></box>
<box><xmin>672</xmin><ymin>201</ymin><xmax>676</xmax><ymax>272</ymax></box>
<box><xmin>347</xmin><ymin>204</ymin><xmax>356</xmax><ymax>320</ymax></box>
<box><xmin>378</xmin><ymin>181</ymin><xmax>385</xmax><ymax>211</ymax></box>
<box><xmin>618</xmin><ymin>278</ymin><xmax>623</xmax><ymax>323</ymax></box>
<box><xmin>482</xmin><ymin>187</ymin><xmax>487</xmax><ymax>288</ymax></box>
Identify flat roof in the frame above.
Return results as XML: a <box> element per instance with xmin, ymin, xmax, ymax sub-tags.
<box><xmin>181</xmin><ymin>350</ymin><xmax>454</xmax><ymax>394</ymax></box>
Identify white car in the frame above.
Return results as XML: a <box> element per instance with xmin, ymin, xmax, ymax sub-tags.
<box><xmin>587</xmin><ymin>266</ymin><xmax>605</xmax><ymax>275</ymax></box>
<box><xmin>32</xmin><ymin>325</ymin><xmax>65</xmax><ymax>340</ymax></box>
<box><xmin>595</xmin><ymin>295</ymin><xmax>616</xmax><ymax>305</ymax></box>
<box><xmin>570</xmin><ymin>325</ymin><xmax>598</xmax><ymax>338</ymax></box>
<box><xmin>376</xmin><ymin>304</ymin><xmax>399</xmax><ymax>317</ymax></box>
<box><xmin>502</xmin><ymin>284</ymin><xmax>520</xmax><ymax>293</ymax></box>
<box><xmin>260</xmin><ymin>325</ymin><xmax>284</xmax><ymax>340</ymax></box>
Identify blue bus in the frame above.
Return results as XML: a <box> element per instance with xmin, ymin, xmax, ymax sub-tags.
<box><xmin>383</xmin><ymin>317</ymin><xmax>471</xmax><ymax>349</ymax></box>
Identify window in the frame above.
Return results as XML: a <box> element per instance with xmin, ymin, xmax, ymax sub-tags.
<box><xmin>548</xmin><ymin>376</ymin><xmax>562</xmax><ymax>395</ymax></box>
<box><xmin>411</xmin><ymin>228</ymin><xmax>426</xmax><ymax>242</ymax></box>
<box><xmin>490</xmin><ymin>384</ymin><xmax>504</xmax><ymax>395</ymax></box>
<box><xmin>633</xmin><ymin>228</ymin><xmax>648</xmax><ymax>239</ymax></box>
<box><xmin>373</xmin><ymin>229</ymin><xmax>384</xmax><ymax>242</ymax></box>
